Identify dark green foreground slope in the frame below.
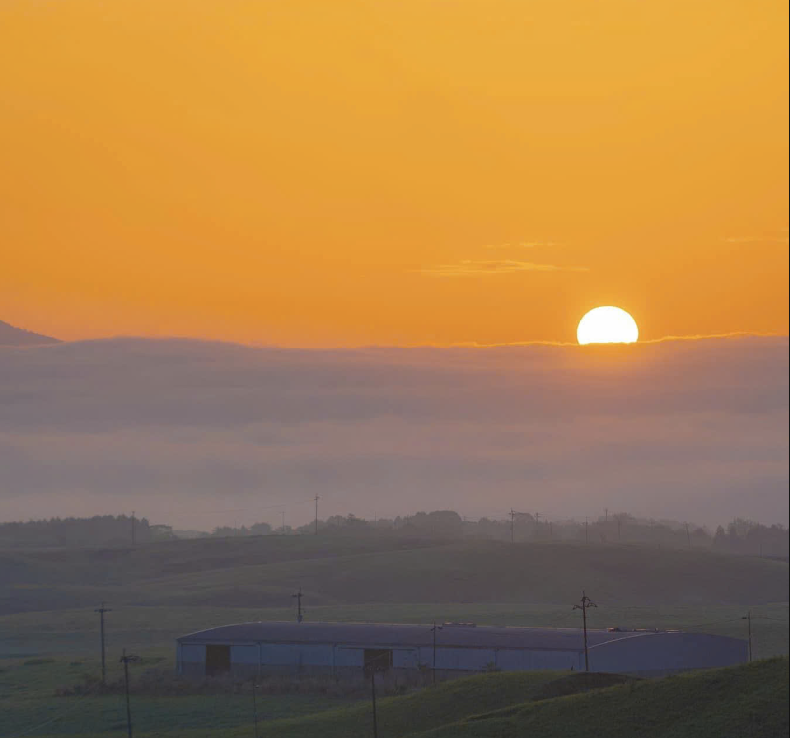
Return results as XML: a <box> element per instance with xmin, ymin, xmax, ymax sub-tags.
<box><xmin>128</xmin><ymin>658</ymin><xmax>785</xmax><ymax>738</ymax></box>
<box><xmin>421</xmin><ymin>657</ymin><xmax>789</xmax><ymax>738</ymax></box>
<box><xmin>24</xmin><ymin>658</ymin><xmax>788</xmax><ymax>738</ymax></box>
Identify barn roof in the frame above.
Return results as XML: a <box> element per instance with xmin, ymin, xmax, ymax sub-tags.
<box><xmin>177</xmin><ymin>621</ymin><xmax>658</xmax><ymax>651</ymax></box>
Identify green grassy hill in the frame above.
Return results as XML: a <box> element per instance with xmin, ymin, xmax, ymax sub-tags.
<box><xmin>2</xmin><ymin>535</ymin><xmax>787</xmax><ymax>614</ymax></box>
<box><xmin>421</xmin><ymin>657</ymin><xmax>789</xmax><ymax>738</ymax></box>
<box><xmin>187</xmin><ymin>670</ymin><xmax>615</xmax><ymax>738</ymax></box>
<box><xmin>2</xmin><ymin>535</ymin><xmax>787</xmax><ymax>738</ymax></box>
<box><xmin>25</xmin><ymin>658</ymin><xmax>781</xmax><ymax>738</ymax></box>
<box><xmin>145</xmin><ymin>658</ymin><xmax>786</xmax><ymax>738</ymax></box>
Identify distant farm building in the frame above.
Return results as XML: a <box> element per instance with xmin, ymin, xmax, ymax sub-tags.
<box><xmin>176</xmin><ymin>622</ymin><xmax>747</xmax><ymax>678</ymax></box>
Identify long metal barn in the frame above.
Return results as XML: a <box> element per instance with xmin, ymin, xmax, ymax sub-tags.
<box><xmin>176</xmin><ymin>622</ymin><xmax>747</xmax><ymax>678</ymax></box>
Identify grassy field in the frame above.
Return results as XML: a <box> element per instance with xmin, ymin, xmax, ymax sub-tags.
<box><xmin>422</xmin><ymin>657</ymin><xmax>790</xmax><ymax>738</ymax></box>
<box><xmin>1</xmin><ymin>602</ymin><xmax>788</xmax><ymax>661</ymax></box>
<box><xmin>2</xmin><ymin>535</ymin><xmax>787</xmax><ymax>614</ymax></box>
<box><xmin>1</xmin><ymin>534</ymin><xmax>787</xmax><ymax>736</ymax></box>
<box><xmin>0</xmin><ymin>602</ymin><xmax>786</xmax><ymax>737</ymax></box>
<box><xmin>5</xmin><ymin>660</ymin><xmax>786</xmax><ymax>738</ymax></box>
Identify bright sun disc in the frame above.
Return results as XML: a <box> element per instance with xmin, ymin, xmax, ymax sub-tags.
<box><xmin>577</xmin><ymin>306</ymin><xmax>639</xmax><ymax>345</ymax></box>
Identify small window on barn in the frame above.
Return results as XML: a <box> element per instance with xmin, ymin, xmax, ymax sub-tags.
<box><xmin>206</xmin><ymin>645</ymin><xmax>231</xmax><ymax>676</ymax></box>
<box><xmin>364</xmin><ymin>648</ymin><xmax>392</xmax><ymax>676</ymax></box>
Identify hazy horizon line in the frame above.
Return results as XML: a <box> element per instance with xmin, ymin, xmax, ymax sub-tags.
<box><xmin>4</xmin><ymin>330</ymin><xmax>788</xmax><ymax>352</ymax></box>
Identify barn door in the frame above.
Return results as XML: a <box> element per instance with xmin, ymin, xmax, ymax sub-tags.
<box><xmin>206</xmin><ymin>645</ymin><xmax>231</xmax><ymax>676</ymax></box>
<box><xmin>364</xmin><ymin>648</ymin><xmax>392</xmax><ymax>676</ymax></box>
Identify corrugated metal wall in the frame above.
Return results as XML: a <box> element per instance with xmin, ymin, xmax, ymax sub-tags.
<box><xmin>176</xmin><ymin>632</ymin><xmax>746</xmax><ymax>678</ymax></box>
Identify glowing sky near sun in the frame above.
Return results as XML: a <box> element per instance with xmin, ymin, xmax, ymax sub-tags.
<box><xmin>0</xmin><ymin>0</ymin><xmax>787</xmax><ymax>346</ymax></box>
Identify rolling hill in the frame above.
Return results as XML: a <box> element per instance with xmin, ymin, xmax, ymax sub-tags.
<box><xmin>1</xmin><ymin>534</ymin><xmax>786</xmax><ymax>615</ymax></box>
<box><xmin>86</xmin><ymin>658</ymin><xmax>785</xmax><ymax>738</ymax></box>
<box><xmin>0</xmin><ymin>319</ymin><xmax>59</xmax><ymax>345</ymax></box>
<box><xmin>420</xmin><ymin>657</ymin><xmax>789</xmax><ymax>738</ymax></box>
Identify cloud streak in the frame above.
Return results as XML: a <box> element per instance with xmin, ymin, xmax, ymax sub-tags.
<box><xmin>483</xmin><ymin>241</ymin><xmax>562</xmax><ymax>249</ymax></box>
<box><xmin>419</xmin><ymin>259</ymin><xmax>588</xmax><ymax>277</ymax></box>
<box><xmin>723</xmin><ymin>230</ymin><xmax>789</xmax><ymax>245</ymax></box>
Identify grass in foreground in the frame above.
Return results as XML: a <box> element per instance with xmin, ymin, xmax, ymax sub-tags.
<box><xmin>7</xmin><ymin>658</ymin><xmax>787</xmax><ymax>738</ymax></box>
<box><xmin>420</xmin><ymin>657</ymin><xmax>790</xmax><ymax>738</ymax></box>
<box><xmin>25</xmin><ymin>670</ymin><xmax>608</xmax><ymax>738</ymax></box>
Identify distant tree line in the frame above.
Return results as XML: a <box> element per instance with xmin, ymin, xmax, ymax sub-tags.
<box><xmin>1</xmin><ymin>510</ymin><xmax>786</xmax><ymax>559</ymax></box>
<box><xmin>287</xmin><ymin>509</ymin><xmax>788</xmax><ymax>559</ymax></box>
<box><xmin>712</xmin><ymin>518</ymin><xmax>789</xmax><ymax>559</ymax></box>
<box><xmin>0</xmin><ymin>515</ymin><xmax>162</xmax><ymax>548</ymax></box>
<box><xmin>205</xmin><ymin>522</ymin><xmax>273</xmax><ymax>538</ymax></box>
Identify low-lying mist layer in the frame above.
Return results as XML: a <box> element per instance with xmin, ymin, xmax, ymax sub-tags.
<box><xmin>0</xmin><ymin>335</ymin><xmax>787</xmax><ymax>527</ymax></box>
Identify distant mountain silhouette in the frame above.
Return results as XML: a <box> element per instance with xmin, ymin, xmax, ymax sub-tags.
<box><xmin>0</xmin><ymin>320</ymin><xmax>60</xmax><ymax>346</ymax></box>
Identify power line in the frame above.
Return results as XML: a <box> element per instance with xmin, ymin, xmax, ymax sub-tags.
<box><xmin>682</xmin><ymin>618</ymin><xmax>744</xmax><ymax>630</ymax></box>
<box><xmin>176</xmin><ymin>496</ymin><xmax>320</xmax><ymax>517</ymax></box>
<box><xmin>3</xmin><ymin>689</ymin><xmax>98</xmax><ymax>738</ymax></box>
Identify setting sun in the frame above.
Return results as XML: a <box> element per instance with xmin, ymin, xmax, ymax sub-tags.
<box><xmin>577</xmin><ymin>306</ymin><xmax>639</xmax><ymax>345</ymax></box>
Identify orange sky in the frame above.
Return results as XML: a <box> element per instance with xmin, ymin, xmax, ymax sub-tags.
<box><xmin>1</xmin><ymin>0</ymin><xmax>787</xmax><ymax>346</ymax></box>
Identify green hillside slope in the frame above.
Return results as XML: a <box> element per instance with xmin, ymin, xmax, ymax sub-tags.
<box><xmin>2</xmin><ymin>536</ymin><xmax>787</xmax><ymax>614</ymax></box>
<box><xmin>421</xmin><ymin>657</ymin><xmax>789</xmax><ymax>738</ymax></box>
<box><xmin>89</xmin><ymin>658</ymin><xmax>783</xmax><ymax>738</ymax></box>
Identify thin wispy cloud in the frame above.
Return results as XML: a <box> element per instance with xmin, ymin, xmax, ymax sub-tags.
<box><xmin>419</xmin><ymin>259</ymin><xmax>588</xmax><ymax>277</ymax></box>
<box><xmin>483</xmin><ymin>241</ymin><xmax>561</xmax><ymax>249</ymax></box>
<box><xmin>723</xmin><ymin>231</ymin><xmax>789</xmax><ymax>245</ymax></box>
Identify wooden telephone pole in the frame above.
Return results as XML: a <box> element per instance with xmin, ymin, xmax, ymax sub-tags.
<box><xmin>573</xmin><ymin>591</ymin><xmax>597</xmax><ymax>672</ymax></box>
<box><xmin>430</xmin><ymin>622</ymin><xmax>443</xmax><ymax>683</ymax></box>
<box><xmin>742</xmin><ymin>611</ymin><xmax>752</xmax><ymax>662</ymax></box>
<box><xmin>292</xmin><ymin>587</ymin><xmax>304</xmax><ymax>622</ymax></box>
<box><xmin>120</xmin><ymin>649</ymin><xmax>139</xmax><ymax>737</ymax></box>
<box><xmin>94</xmin><ymin>602</ymin><xmax>112</xmax><ymax>684</ymax></box>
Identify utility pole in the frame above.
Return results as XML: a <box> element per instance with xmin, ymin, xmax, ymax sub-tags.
<box><xmin>314</xmin><ymin>495</ymin><xmax>320</xmax><ymax>535</ymax></box>
<box><xmin>549</xmin><ymin>521</ymin><xmax>553</xmax><ymax>539</ymax></box>
<box><xmin>604</xmin><ymin>508</ymin><xmax>608</xmax><ymax>523</ymax></box>
<box><xmin>509</xmin><ymin>509</ymin><xmax>516</xmax><ymax>543</ymax></box>
<box><xmin>368</xmin><ymin>650</ymin><xmax>390</xmax><ymax>738</ymax></box>
<box><xmin>252</xmin><ymin>681</ymin><xmax>260</xmax><ymax>738</ymax></box>
<box><xmin>430</xmin><ymin>622</ymin><xmax>443</xmax><ymax>684</ymax></box>
<box><xmin>95</xmin><ymin>602</ymin><xmax>112</xmax><ymax>685</ymax></box>
<box><xmin>742</xmin><ymin>611</ymin><xmax>752</xmax><ymax>662</ymax></box>
<box><xmin>535</xmin><ymin>512</ymin><xmax>541</xmax><ymax>538</ymax></box>
<box><xmin>617</xmin><ymin>515</ymin><xmax>622</xmax><ymax>541</ymax></box>
<box><xmin>370</xmin><ymin>662</ymin><xmax>379</xmax><ymax>738</ymax></box>
<box><xmin>280</xmin><ymin>510</ymin><xmax>286</xmax><ymax>534</ymax></box>
<box><xmin>585</xmin><ymin>517</ymin><xmax>589</xmax><ymax>545</ymax></box>
<box><xmin>573</xmin><ymin>591</ymin><xmax>597</xmax><ymax>672</ymax></box>
<box><xmin>292</xmin><ymin>587</ymin><xmax>303</xmax><ymax>623</ymax></box>
<box><xmin>685</xmin><ymin>523</ymin><xmax>691</xmax><ymax>548</ymax></box>
<box><xmin>131</xmin><ymin>511</ymin><xmax>136</xmax><ymax>547</ymax></box>
<box><xmin>120</xmin><ymin>649</ymin><xmax>139</xmax><ymax>738</ymax></box>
